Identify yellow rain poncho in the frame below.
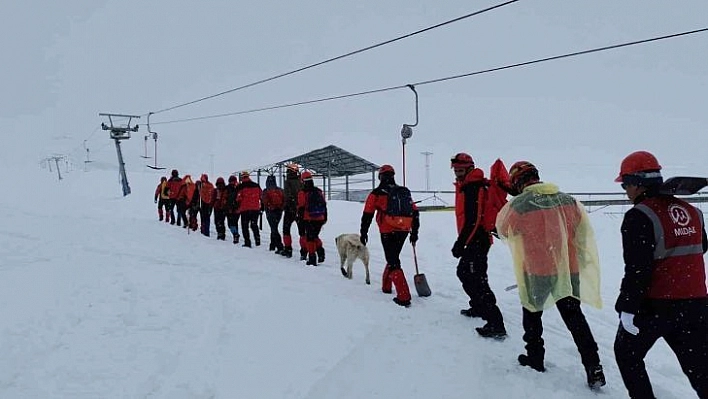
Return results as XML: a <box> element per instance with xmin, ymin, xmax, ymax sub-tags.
<box><xmin>496</xmin><ymin>182</ymin><xmax>602</xmax><ymax>312</ymax></box>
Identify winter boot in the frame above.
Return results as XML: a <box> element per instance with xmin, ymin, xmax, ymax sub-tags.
<box><xmin>217</xmin><ymin>233</ymin><xmax>226</xmax><ymax>241</ymax></box>
<box><xmin>269</xmin><ymin>243</ymin><xmax>276</xmax><ymax>251</ymax></box>
<box><xmin>254</xmin><ymin>235</ymin><xmax>261</xmax><ymax>247</ymax></box>
<box><xmin>389</xmin><ymin>267</ymin><xmax>412</xmax><ymax>303</ymax></box>
<box><xmin>281</xmin><ymin>246</ymin><xmax>293</xmax><ymax>258</ymax></box>
<box><xmin>476</xmin><ymin>323</ymin><xmax>507</xmax><ymax>340</ymax></box>
<box><xmin>306</xmin><ymin>253</ymin><xmax>317</xmax><ymax>266</ymax></box>
<box><xmin>316</xmin><ymin>246</ymin><xmax>325</xmax><ymax>263</ymax></box>
<box><xmin>393</xmin><ymin>297</ymin><xmax>411</xmax><ymax>307</ymax></box>
<box><xmin>585</xmin><ymin>365</ymin><xmax>606</xmax><ymax>389</ymax></box>
<box><xmin>158</xmin><ymin>209</ymin><xmax>164</xmax><ymax>221</ymax></box>
<box><xmin>274</xmin><ymin>243</ymin><xmax>284</xmax><ymax>255</ymax></box>
<box><xmin>232</xmin><ymin>234</ymin><xmax>240</xmax><ymax>244</ymax></box>
<box><xmin>300</xmin><ymin>248</ymin><xmax>307</xmax><ymax>261</ymax></box>
<box><xmin>518</xmin><ymin>354</ymin><xmax>545</xmax><ymax>372</ymax></box>
<box><xmin>381</xmin><ymin>265</ymin><xmax>393</xmax><ymax>294</ymax></box>
<box><xmin>243</xmin><ymin>240</ymin><xmax>252</xmax><ymax>248</ymax></box>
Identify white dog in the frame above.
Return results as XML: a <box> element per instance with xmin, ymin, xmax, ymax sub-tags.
<box><xmin>335</xmin><ymin>233</ymin><xmax>370</xmax><ymax>285</ymax></box>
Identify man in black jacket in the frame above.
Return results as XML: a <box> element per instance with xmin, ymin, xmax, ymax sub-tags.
<box><xmin>613</xmin><ymin>151</ymin><xmax>708</xmax><ymax>399</ymax></box>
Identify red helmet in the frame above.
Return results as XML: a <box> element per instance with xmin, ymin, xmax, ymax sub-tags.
<box><xmin>450</xmin><ymin>153</ymin><xmax>474</xmax><ymax>168</ymax></box>
<box><xmin>615</xmin><ymin>151</ymin><xmax>662</xmax><ymax>182</ymax></box>
<box><xmin>509</xmin><ymin>161</ymin><xmax>539</xmax><ymax>192</ymax></box>
<box><xmin>301</xmin><ymin>171</ymin><xmax>313</xmax><ymax>181</ymax></box>
<box><xmin>378</xmin><ymin>164</ymin><xmax>395</xmax><ymax>176</ymax></box>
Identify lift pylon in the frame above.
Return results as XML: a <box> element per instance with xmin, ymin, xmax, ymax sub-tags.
<box><xmin>99</xmin><ymin>113</ymin><xmax>140</xmax><ymax>196</ymax></box>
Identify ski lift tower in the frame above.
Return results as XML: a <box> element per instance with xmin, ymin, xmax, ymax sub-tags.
<box><xmin>99</xmin><ymin>113</ymin><xmax>140</xmax><ymax>196</ymax></box>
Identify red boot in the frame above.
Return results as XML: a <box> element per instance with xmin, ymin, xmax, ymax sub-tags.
<box><xmin>381</xmin><ymin>265</ymin><xmax>393</xmax><ymax>294</ymax></box>
<box><xmin>158</xmin><ymin>208</ymin><xmax>164</xmax><ymax>221</ymax></box>
<box><xmin>389</xmin><ymin>267</ymin><xmax>411</xmax><ymax>306</ymax></box>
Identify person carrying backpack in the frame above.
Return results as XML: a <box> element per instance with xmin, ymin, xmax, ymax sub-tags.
<box><xmin>281</xmin><ymin>164</ymin><xmax>305</xmax><ymax>259</ymax></box>
<box><xmin>166</xmin><ymin>169</ymin><xmax>182</xmax><ymax>226</ymax></box>
<box><xmin>236</xmin><ymin>171</ymin><xmax>262</xmax><ymax>248</ymax></box>
<box><xmin>213</xmin><ymin>177</ymin><xmax>228</xmax><ymax>241</ymax></box>
<box><xmin>297</xmin><ymin>171</ymin><xmax>327</xmax><ymax>266</ymax></box>
<box><xmin>496</xmin><ymin>161</ymin><xmax>606</xmax><ymax>389</ymax></box>
<box><xmin>450</xmin><ymin>152</ymin><xmax>507</xmax><ymax>338</ymax></box>
<box><xmin>262</xmin><ymin>175</ymin><xmax>285</xmax><ymax>253</ymax></box>
<box><xmin>154</xmin><ymin>176</ymin><xmax>170</xmax><ymax>222</ymax></box>
<box><xmin>225</xmin><ymin>175</ymin><xmax>241</xmax><ymax>244</ymax></box>
<box><xmin>359</xmin><ymin>165</ymin><xmax>420</xmax><ymax>307</ymax></box>
<box><xmin>199</xmin><ymin>174</ymin><xmax>215</xmax><ymax>237</ymax></box>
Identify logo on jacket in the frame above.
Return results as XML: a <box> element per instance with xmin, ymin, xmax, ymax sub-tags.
<box><xmin>668</xmin><ymin>204</ymin><xmax>691</xmax><ymax>226</ymax></box>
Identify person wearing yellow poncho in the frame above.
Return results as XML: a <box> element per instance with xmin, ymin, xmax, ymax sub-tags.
<box><xmin>495</xmin><ymin>161</ymin><xmax>606</xmax><ymax>390</ymax></box>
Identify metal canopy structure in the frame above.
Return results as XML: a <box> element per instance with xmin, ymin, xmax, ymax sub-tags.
<box><xmin>277</xmin><ymin>145</ymin><xmax>379</xmax><ymax>177</ymax></box>
<box><xmin>251</xmin><ymin>145</ymin><xmax>380</xmax><ymax>201</ymax></box>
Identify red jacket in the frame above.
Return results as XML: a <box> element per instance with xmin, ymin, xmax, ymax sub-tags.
<box><xmin>237</xmin><ymin>178</ymin><xmax>262</xmax><ymax>212</ymax></box>
<box><xmin>362</xmin><ymin>185</ymin><xmax>419</xmax><ymax>234</ymax></box>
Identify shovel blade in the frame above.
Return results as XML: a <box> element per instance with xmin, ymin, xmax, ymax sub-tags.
<box><xmin>414</xmin><ymin>273</ymin><xmax>432</xmax><ymax>297</ymax></box>
<box><xmin>660</xmin><ymin>176</ymin><xmax>708</xmax><ymax>195</ymax></box>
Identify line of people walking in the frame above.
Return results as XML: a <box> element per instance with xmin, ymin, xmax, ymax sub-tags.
<box><xmin>153</xmin><ymin>150</ymin><xmax>707</xmax><ymax>398</ymax></box>
<box><xmin>154</xmin><ymin>165</ymin><xmax>329</xmax><ymax>264</ymax></box>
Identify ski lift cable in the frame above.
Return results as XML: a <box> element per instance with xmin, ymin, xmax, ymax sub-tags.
<box><xmin>147</xmin><ymin>0</ymin><xmax>521</xmax><ymax>116</ymax></box>
<box><xmin>151</xmin><ymin>27</ymin><xmax>708</xmax><ymax>126</ymax></box>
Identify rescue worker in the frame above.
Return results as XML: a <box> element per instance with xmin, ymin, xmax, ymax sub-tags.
<box><xmin>236</xmin><ymin>171</ymin><xmax>262</xmax><ymax>248</ymax></box>
<box><xmin>297</xmin><ymin>171</ymin><xmax>327</xmax><ymax>266</ymax></box>
<box><xmin>225</xmin><ymin>175</ymin><xmax>241</xmax><ymax>244</ymax></box>
<box><xmin>262</xmin><ymin>175</ymin><xmax>285</xmax><ymax>253</ymax></box>
<box><xmin>496</xmin><ymin>161</ymin><xmax>605</xmax><ymax>389</ymax></box>
<box><xmin>199</xmin><ymin>174</ymin><xmax>215</xmax><ymax>236</ymax></box>
<box><xmin>154</xmin><ymin>176</ymin><xmax>169</xmax><ymax>222</ymax></box>
<box><xmin>213</xmin><ymin>177</ymin><xmax>228</xmax><ymax>241</ymax></box>
<box><xmin>281</xmin><ymin>164</ymin><xmax>305</xmax><ymax>258</ymax></box>
<box><xmin>450</xmin><ymin>152</ymin><xmax>507</xmax><ymax>338</ymax></box>
<box><xmin>613</xmin><ymin>151</ymin><xmax>708</xmax><ymax>399</ymax></box>
<box><xmin>166</xmin><ymin>169</ymin><xmax>182</xmax><ymax>225</ymax></box>
<box><xmin>359</xmin><ymin>165</ymin><xmax>419</xmax><ymax>307</ymax></box>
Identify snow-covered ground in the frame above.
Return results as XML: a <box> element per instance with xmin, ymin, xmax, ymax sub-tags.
<box><xmin>1</xmin><ymin>166</ymin><xmax>704</xmax><ymax>399</ymax></box>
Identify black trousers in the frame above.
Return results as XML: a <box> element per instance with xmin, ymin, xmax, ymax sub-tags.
<box><xmin>380</xmin><ymin>231</ymin><xmax>408</xmax><ymax>268</ymax></box>
<box><xmin>302</xmin><ymin>220</ymin><xmax>324</xmax><ymax>241</ymax></box>
<box><xmin>522</xmin><ymin>297</ymin><xmax>600</xmax><ymax>369</ymax></box>
<box><xmin>214</xmin><ymin>208</ymin><xmax>226</xmax><ymax>239</ymax></box>
<box><xmin>240</xmin><ymin>210</ymin><xmax>260</xmax><ymax>244</ymax></box>
<box><xmin>456</xmin><ymin>239</ymin><xmax>504</xmax><ymax>326</ymax></box>
<box><xmin>200</xmin><ymin>204</ymin><xmax>213</xmax><ymax>236</ymax></box>
<box><xmin>266</xmin><ymin>209</ymin><xmax>283</xmax><ymax>248</ymax></box>
<box><xmin>167</xmin><ymin>199</ymin><xmax>177</xmax><ymax>224</ymax></box>
<box><xmin>282</xmin><ymin>209</ymin><xmax>303</xmax><ymax>241</ymax></box>
<box><xmin>176</xmin><ymin>201</ymin><xmax>188</xmax><ymax>227</ymax></box>
<box><xmin>614</xmin><ymin>298</ymin><xmax>708</xmax><ymax>399</ymax></box>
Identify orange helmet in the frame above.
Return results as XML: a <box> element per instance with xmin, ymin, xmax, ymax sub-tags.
<box><xmin>615</xmin><ymin>151</ymin><xmax>662</xmax><ymax>182</ymax></box>
<box><xmin>509</xmin><ymin>161</ymin><xmax>539</xmax><ymax>193</ymax></box>
<box><xmin>301</xmin><ymin>171</ymin><xmax>313</xmax><ymax>181</ymax></box>
<box><xmin>378</xmin><ymin>164</ymin><xmax>395</xmax><ymax>176</ymax></box>
<box><xmin>450</xmin><ymin>153</ymin><xmax>474</xmax><ymax>168</ymax></box>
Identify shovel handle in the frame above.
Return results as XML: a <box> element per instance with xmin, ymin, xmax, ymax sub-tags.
<box><xmin>412</xmin><ymin>243</ymin><xmax>420</xmax><ymax>275</ymax></box>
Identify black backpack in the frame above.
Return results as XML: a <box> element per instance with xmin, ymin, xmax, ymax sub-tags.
<box><xmin>383</xmin><ymin>185</ymin><xmax>414</xmax><ymax>231</ymax></box>
<box><xmin>385</xmin><ymin>185</ymin><xmax>414</xmax><ymax>217</ymax></box>
<box><xmin>307</xmin><ymin>189</ymin><xmax>327</xmax><ymax>218</ymax></box>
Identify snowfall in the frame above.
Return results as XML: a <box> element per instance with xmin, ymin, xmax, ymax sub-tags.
<box><xmin>0</xmin><ymin>158</ymin><xmax>705</xmax><ymax>399</ymax></box>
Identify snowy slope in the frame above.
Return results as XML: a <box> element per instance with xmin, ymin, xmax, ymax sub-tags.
<box><xmin>1</xmin><ymin>167</ymin><xmax>704</xmax><ymax>399</ymax></box>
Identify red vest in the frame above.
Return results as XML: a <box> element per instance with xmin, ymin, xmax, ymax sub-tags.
<box><xmin>635</xmin><ymin>196</ymin><xmax>707</xmax><ymax>299</ymax></box>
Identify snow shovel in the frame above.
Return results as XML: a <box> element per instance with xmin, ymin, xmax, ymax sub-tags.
<box><xmin>660</xmin><ymin>176</ymin><xmax>708</xmax><ymax>195</ymax></box>
<box><xmin>412</xmin><ymin>244</ymin><xmax>431</xmax><ymax>297</ymax></box>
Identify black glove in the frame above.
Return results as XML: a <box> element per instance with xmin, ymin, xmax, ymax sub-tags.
<box><xmin>409</xmin><ymin>232</ymin><xmax>418</xmax><ymax>245</ymax></box>
<box><xmin>360</xmin><ymin>233</ymin><xmax>368</xmax><ymax>246</ymax></box>
<box><xmin>154</xmin><ymin>199</ymin><xmax>158</xmax><ymax>204</ymax></box>
<box><xmin>451</xmin><ymin>240</ymin><xmax>465</xmax><ymax>258</ymax></box>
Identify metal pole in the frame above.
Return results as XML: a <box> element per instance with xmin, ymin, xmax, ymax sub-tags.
<box><xmin>114</xmin><ymin>139</ymin><xmax>130</xmax><ymax>196</ymax></box>
<box><xmin>421</xmin><ymin>151</ymin><xmax>433</xmax><ymax>191</ymax></box>
<box><xmin>54</xmin><ymin>157</ymin><xmax>63</xmax><ymax>181</ymax></box>
<box><xmin>345</xmin><ymin>175</ymin><xmax>350</xmax><ymax>201</ymax></box>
